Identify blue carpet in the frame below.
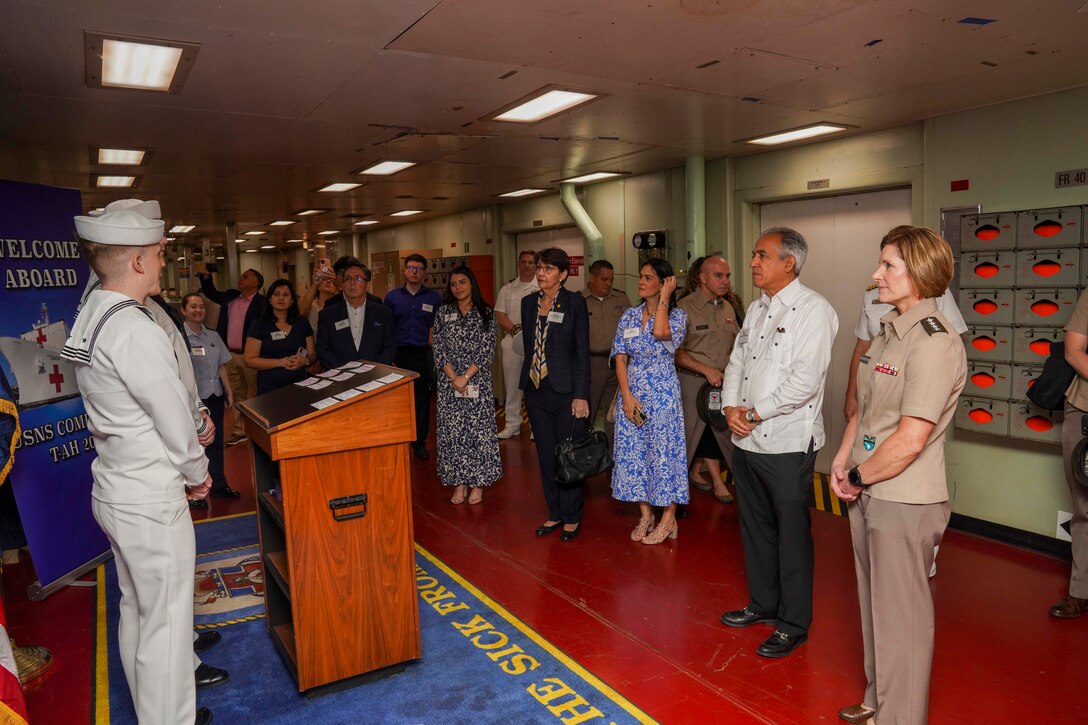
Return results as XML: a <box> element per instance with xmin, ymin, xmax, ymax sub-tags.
<box><xmin>100</xmin><ymin>513</ymin><xmax>653</xmax><ymax>724</ymax></box>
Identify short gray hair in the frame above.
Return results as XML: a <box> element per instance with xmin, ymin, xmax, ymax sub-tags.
<box><xmin>761</xmin><ymin>227</ymin><xmax>808</xmax><ymax>275</ymax></box>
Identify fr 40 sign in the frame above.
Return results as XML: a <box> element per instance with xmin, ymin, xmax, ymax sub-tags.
<box><xmin>1055</xmin><ymin>168</ymin><xmax>1088</xmax><ymax>188</ymax></box>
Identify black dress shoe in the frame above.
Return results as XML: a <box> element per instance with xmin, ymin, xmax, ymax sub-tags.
<box><xmin>559</xmin><ymin>523</ymin><xmax>582</xmax><ymax>542</ymax></box>
<box><xmin>535</xmin><ymin>522</ymin><xmax>561</xmax><ymax>536</ymax></box>
<box><xmin>195</xmin><ymin>662</ymin><xmax>230</xmax><ymax>689</ymax></box>
<box><xmin>756</xmin><ymin>630</ymin><xmax>807</xmax><ymax>658</ymax></box>
<box><xmin>412</xmin><ymin>443</ymin><xmax>429</xmax><ymax>460</ymax></box>
<box><xmin>676</xmin><ymin>506</ymin><xmax>691</xmax><ymax>519</ymax></box>
<box><xmin>195</xmin><ymin>707</ymin><xmax>213</xmax><ymax>725</ymax></box>
<box><xmin>209</xmin><ymin>486</ymin><xmax>241</xmax><ymax>499</ymax></box>
<box><xmin>720</xmin><ymin>606</ymin><xmax>776</xmax><ymax>628</ymax></box>
<box><xmin>193</xmin><ymin>630</ymin><xmax>221</xmax><ymax>653</ymax></box>
<box><xmin>188</xmin><ymin>499</ymin><xmax>208</xmax><ymax>510</ymax></box>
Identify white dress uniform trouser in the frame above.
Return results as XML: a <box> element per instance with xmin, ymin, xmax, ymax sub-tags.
<box><xmin>94</xmin><ymin>497</ymin><xmax>196</xmax><ymax>725</ymax></box>
<box><xmin>501</xmin><ymin>334</ymin><xmax>525</xmax><ymax>430</ymax></box>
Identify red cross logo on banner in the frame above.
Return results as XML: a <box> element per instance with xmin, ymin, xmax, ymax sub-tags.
<box><xmin>48</xmin><ymin>365</ymin><xmax>64</xmax><ymax>393</ymax></box>
<box><xmin>36</xmin><ymin>328</ymin><xmax>48</xmax><ymax>347</ymax></box>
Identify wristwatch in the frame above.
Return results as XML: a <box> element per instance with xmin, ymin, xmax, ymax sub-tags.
<box><xmin>744</xmin><ymin>409</ymin><xmax>758</xmax><ymax>424</ymax></box>
<box><xmin>848</xmin><ymin>466</ymin><xmax>864</xmax><ymax>487</ymax></box>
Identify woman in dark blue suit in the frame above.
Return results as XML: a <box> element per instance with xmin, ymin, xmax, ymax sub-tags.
<box><xmin>521</xmin><ymin>248</ymin><xmax>591</xmax><ymax>541</ymax></box>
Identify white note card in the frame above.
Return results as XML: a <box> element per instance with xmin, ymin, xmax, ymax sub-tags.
<box><xmin>357</xmin><ymin>381</ymin><xmax>384</xmax><ymax>392</ymax></box>
<box><xmin>334</xmin><ymin>388</ymin><xmax>363</xmax><ymax>401</ymax></box>
<box><xmin>340</xmin><ymin>361</ymin><xmax>363</xmax><ymax>369</ymax></box>
<box><xmin>331</xmin><ymin>372</ymin><xmax>355</xmax><ymax>381</ymax></box>
<box><xmin>376</xmin><ymin>373</ymin><xmax>405</xmax><ymax>383</ymax></box>
<box><xmin>295</xmin><ymin>377</ymin><xmax>320</xmax><ymax>387</ymax></box>
<box><xmin>311</xmin><ymin>397</ymin><xmax>339</xmax><ymax>410</ymax></box>
<box><xmin>310</xmin><ymin>380</ymin><xmax>333</xmax><ymax>390</ymax></box>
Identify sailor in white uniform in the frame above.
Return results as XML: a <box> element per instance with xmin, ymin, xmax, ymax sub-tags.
<box><xmin>63</xmin><ymin>209</ymin><xmax>212</xmax><ymax>725</ymax></box>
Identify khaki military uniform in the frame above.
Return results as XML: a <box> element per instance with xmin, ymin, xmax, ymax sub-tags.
<box><xmin>848</xmin><ymin>297</ymin><xmax>966</xmax><ymax>725</ymax></box>
<box><xmin>677</xmin><ymin>290</ymin><xmax>739</xmax><ymax>466</ymax></box>
<box><xmin>1061</xmin><ymin>290</ymin><xmax>1088</xmax><ymax>599</ymax></box>
<box><xmin>582</xmin><ymin>288</ymin><xmax>630</xmax><ymax>441</ymax></box>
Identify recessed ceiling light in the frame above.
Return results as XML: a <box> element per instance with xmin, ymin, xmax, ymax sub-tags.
<box><xmin>85</xmin><ymin>32</ymin><xmax>199</xmax><ymax>93</ymax></box>
<box><xmin>500</xmin><ymin>188</ymin><xmax>547</xmax><ymax>198</ymax></box>
<box><xmin>317</xmin><ymin>231</ymin><xmax>339</xmax><ymax>236</ymax></box>
<box><xmin>560</xmin><ymin>172</ymin><xmax>623</xmax><ymax>184</ymax></box>
<box><xmin>234</xmin><ymin>238</ymin><xmax>246</xmax><ymax>243</ymax></box>
<box><xmin>260</xmin><ymin>245</ymin><xmax>275</xmax><ymax>250</ymax></box>
<box><xmin>244</xmin><ymin>231</ymin><xmax>265</xmax><ymax>236</ymax></box>
<box><xmin>293</xmin><ymin>208</ymin><xmax>330</xmax><ymax>216</ymax></box>
<box><xmin>357</xmin><ymin>161</ymin><xmax>416</xmax><ymax>176</ymax></box>
<box><xmin>317</xmin><ymin>182</ymin><xmax>361</xmax><ymax>193</ymax></box>
<box><xmin>286</xmin><ymin>239</ymin><xmax>304</xmax><ymax>243</ymax></box>
<box><xmin>216</xmin><ymin>256</ymin><xmax>225</xmax><ymax>260</ymax></box>
<box><xmin>243</xmin><ymin>249</ymin><xmax>259</xmax><ymax>253</ymax></box>
<box><xmin>389</xmin><ymin>210</ymin><xmax>423</xmax><ymax>217</ymax></box>
<box><xmin>165</xmin><ymin>236</ymin><xmax>176</xmax><ymax>241</ymax></box>
<box><xmin>94</xmin><ymin>175</ymin><xmax>136</xmax><ymax>188</ymax></box>
<box><xmin>741</xmin><ymin>123</ymin><xmax>852</xmax><ymax>146</ymax></box>
<box><xmin>268</xmin><ymin>220</ymin><xmax>295</xmax><ymax>226</ymax></box>
<box><xmin>493</xmin><ymin>88</ymin><xmax>599</xmax><ymax>123</ymax></box>
<box><xmin>169</xmin><ymin>225</ymin><xmax>195</xmax><ymax>233</ymax></box>
<box><xmin>96</xmin><ymin>148</ymin><xmax>147</xmax><ymax>165</ymax></box>
<box><xmin>354</xmin><ymin>220</ymin><xmax>380</xmax><ymax>226</ymax></box>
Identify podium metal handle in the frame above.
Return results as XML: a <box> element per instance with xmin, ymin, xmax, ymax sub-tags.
<box><xmin>329</xmin><ymin>493</ymin><xmax>368</xmax><ymax>522</ymax></box>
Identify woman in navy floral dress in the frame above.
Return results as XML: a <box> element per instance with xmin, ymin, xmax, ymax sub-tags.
<box><xmin>433</xmin><ymin>266</ymin><xmax>502</xmax><ymax>505</ymax></box>
<box><xmin>611</xmin><ymin>258</ymin><xmax>688</xmax><ymax>544</ymax></box>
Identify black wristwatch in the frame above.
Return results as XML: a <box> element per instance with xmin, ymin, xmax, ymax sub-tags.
<box><xmin>847</xmin><ymin>466</ymin><xmax>864</xmax><ymax>487</ymax></box>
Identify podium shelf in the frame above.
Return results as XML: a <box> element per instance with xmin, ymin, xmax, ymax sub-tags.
<box><xmin>271</xmin><ymin>623</ymin><xmax>298</xmax><ymax>680</ymax></box>
<box><xmin>259</xmin><ymin>491</ymin><xmax>285</xmax><ymax>531</ymax></box>
<box><xmin>264</xmin><ymin>551</ymin><xmax>291</xmax><ymax>601</ymax></box>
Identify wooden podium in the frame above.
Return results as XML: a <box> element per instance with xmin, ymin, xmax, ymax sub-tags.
<box><xmin>236</xmin><ymin>363</ymin><xmax>422</xmax><ymax>691</ymax></box>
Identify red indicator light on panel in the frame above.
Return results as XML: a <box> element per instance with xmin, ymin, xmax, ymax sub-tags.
<box><xmin>1033</xmin><ymin>220</ymin><xmax>1063</xmax><ymax>238</ymax></box>
<box><xmin>1029</xmin><ymin>339</ymin><xmax>1052</xmax><ymax>356</ymax></box>
<box><xmin>974</xmin><ymin>225</ymin><xmax>1000</xmax><ymax>241</ymax></box>
<box><xmin>969</xmin><ymin>409</ymin><xmax>993</xmax><ymax>424</ymax></box>
<box><xmin>971</xmin><ymin>336</ymin><xmax>997</xmax><ymax>352</ymax></box>
<box><xmin>1032</xmin><ymin>260</ymin><xmax>1061</xmax><ymax>277</ymax></box>
<box><xmin>971</xmin><ymin>372</ymin><xmax>996</xmax><ymax>388</ymax></box>
<box><xmin>973</xmin><ymin>300</ymin><xmax>998</xmax><ymax>315</ymax></box>
<box><xmin>973</xmin><ymin>262</ymin><xmax>1000</xmax><ymax>278</ymax></box>
<box><xmin>1025</xmin><ymin>416</ymin><xmax>1053</xmax><ymax>433</ymax></box>
<box><xmin>1031</xmin><ymin>300</ymin><xmax>1059</xmax><ymax>317</ymax></box>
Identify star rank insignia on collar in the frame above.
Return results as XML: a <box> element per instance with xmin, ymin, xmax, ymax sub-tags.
<box><xmin>921</xmin><ymin>316</ymin><xmax>947</xmax><ymax>335</ymax></box>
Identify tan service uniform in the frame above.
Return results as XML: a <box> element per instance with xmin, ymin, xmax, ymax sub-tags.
<box><xmin>848</xmin><ymin>297</ymin><xmax>966</xmax><ymax>725</ymax></box>
<box><xmin>677</xmin><ymin>290</ymin><xmax>739</xmax><ymax>467</ymax></box>
<box><xmin>582</xmin><ymin>287</ymin><xmax>630</xmax><ymax>441</ymax></box>
<box><xmin>1060</xmin><ymin>289</ymin><xmax>1088</xmax><ymax>600</ymax></box>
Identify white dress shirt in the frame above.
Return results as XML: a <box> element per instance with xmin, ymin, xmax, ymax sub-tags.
<box><xmin>495</xmin><ymin>278</ymin><xmax>539</xmax><ymax>327</ymax></box>
<box><xmin>854</xmin><ymin>287</ymin><xmax>966</xmax><ymax>340</ymax></box>
<box><xmin>722</xmin><ymin>277</ymin><xmax>839</xmax><ymax>454</ymax></box>
<box><xmin>346</xmin><ymin>300</ymin><xmax>366</xmax><ymax>350</ymax></box>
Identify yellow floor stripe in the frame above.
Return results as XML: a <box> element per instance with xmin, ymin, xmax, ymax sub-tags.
<box><xmin>193</xmin><ymin>510</ymin><xmax>256</xmax><ymax>525</ymax></box>
<box><xmin>94</xmin><ymin>565</ymin><xmax>109</xmax><ymax>725</ymax></box>
<box><xmin>416</xmin><ymin>544</ymin><xmax>658</xmax><ymax>725</ymax></box>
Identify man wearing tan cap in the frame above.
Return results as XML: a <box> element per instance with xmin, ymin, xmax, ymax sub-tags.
<box><xmin>63</xmin><ymin>207</ymin><xmax>212</xmax><ymax>725</ymax></box>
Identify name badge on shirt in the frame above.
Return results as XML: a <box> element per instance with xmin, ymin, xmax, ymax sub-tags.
<box><xmin>695</xmin><ymin>324</ymin><xmax>709</xmax><ymax>331</ymax></box>
<box><xmin>547</xmin><ymin>311</ymin><xmax>564</xmax><ymax>324</ymax></box>
<box><xmin>859</xmin><ymin>355</ymin><xmax>871</xmax><ymax>365</ymax></box>
<box><xmin>190</xmin><ymin>346</ymin><xmax>206</xmax><ymax>356</ymax></box>
<box><xmin>623</xmin><ymin>327</ymin><xmax>639</xmax><ymax>340</ymax></box>
<box><xmin>444</xmin><ymin>313</ymin><xmax>458</xmax><ymax>322</ymax></box>
<box><xmin>270</xmin><ymin>331</ymin><xmax>287</xmax><ymax>341</ymax></box>
<box><xmin>455</xmin><ymin>384</ymin><xmax>481</xmax><ymax>399</ymax></box>
<box><xmin>422</xmin><ymin>303</ymin><xmax>434</xmax><ymax>313</ymax></box>
<box><xmin>335</xmin><ymin>319</ymin><xmax>351</xmax><ymax>331</ymax></box>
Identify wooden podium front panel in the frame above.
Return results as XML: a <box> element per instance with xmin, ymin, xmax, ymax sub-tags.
<box><xmin>281</xmin><ymin>444</ymin><xmax>420</xmax><ymax>690</ymax></box>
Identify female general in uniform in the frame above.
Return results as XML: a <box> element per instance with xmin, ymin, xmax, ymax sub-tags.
<box><xmin>830</xmin><ymin>226</ymin><xmax>967</xmax><ymax>725</ymax></box>
<box><xmin>433</xmin><ymin>266</ymin><xmax>502</xmax><ymax>504</ymax></box>
<box><xmin>243</xmin><ymin>279</ymin><xmax>316</xmax><ymax>394</ymax></box>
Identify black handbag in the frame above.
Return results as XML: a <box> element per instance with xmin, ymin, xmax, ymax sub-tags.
<box><xmin>555</xmin><ymin>419</ymin><xmax>613</xmax><ymax>484</ymax></box>
<box><xmin>1026</xmin><ymin>341</ymin><xmax>1076</xmax><ymax>411</ymax></box>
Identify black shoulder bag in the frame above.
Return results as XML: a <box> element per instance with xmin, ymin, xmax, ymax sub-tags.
<box><xmin>555</xmin><ymin>420</ymin><xmax>613</xmax><ymax>484</ymax></box>
<box><xmin>1026</xmin><ymin>341</ymin><xmax>1076</xmax><ymax>411</ymax></box>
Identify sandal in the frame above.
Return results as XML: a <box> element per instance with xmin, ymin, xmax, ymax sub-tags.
<box><xmin>450</xmin><ymin>485</ymin><xmax>468</xmax><ymax>505</ymax></box>
<box><xmin>468</xmin><ymin>487</ymin><xmax>484</xmax><ymax>505</ymax></box>
<box><xmin>641</xmin><ymin>520</ymin><xmax>678</xmax><ymax>545</ymax></box>
<box><xmin>688</xmin><ymin>476</ymin><xmax>712</xmax><ymax>492</ymax></box>
<box><xmin>630</xmin><ymin>516</ymin><xmax>655</xmax><ymax>541</ymax></box>
<box><xmin>713</xmin><ymin>486</ymin><xmax>734</xmax><ymax>504</ymax></box>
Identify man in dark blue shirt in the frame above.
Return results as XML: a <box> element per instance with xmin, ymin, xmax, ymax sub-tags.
<box><xmin>384</xmin><ymin>254</ymin><xmax>443</xmax><ymax>460</ymax></box>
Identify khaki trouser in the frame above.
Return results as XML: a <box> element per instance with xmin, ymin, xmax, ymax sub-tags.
<box><xmin>227</xmin><ymin>351</ymin><xmax>258</xmax><ymax>437</ymax></box>
<box><xmin>1061</xmin><ymin>403</ymin><xmax>1088</xmax><ymax>598</ymax></box>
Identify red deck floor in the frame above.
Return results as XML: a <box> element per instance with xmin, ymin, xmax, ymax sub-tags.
<box><xmin>6</xmin><ymin>410</ymin><xmax>1086</xmax><ymax>723</ymax></box>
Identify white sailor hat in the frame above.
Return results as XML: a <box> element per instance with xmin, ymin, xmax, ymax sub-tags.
<box><xmin>74</xmin><ymin>209</ymin><xmax>165</xmax><ymax>246</ymax></box>
<box><xmin>90</xmin><ymin>198</ymin><xmax>162</xmax><ymax>220</ymax></box>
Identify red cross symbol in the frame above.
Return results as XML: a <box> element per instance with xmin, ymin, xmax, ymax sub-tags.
<box><xmin>36</xmin><ymin>328</ymin><xmax>48</xmax><ymax>347</ymax></box>
<box><xmin>48</xmin><ymin>365</ymin><xmax>64</xmax><ymax>393</ymax></box>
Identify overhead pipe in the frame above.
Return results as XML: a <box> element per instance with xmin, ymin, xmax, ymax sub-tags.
<box><xmin>686</xmin><ymin>155</ymin><xmax>706</xmax><ymax>264</ymax></box>
<box><xmin>560</xmin><ymin>183</ymin><xmax>604</xmax><ymax>263</ymax></box>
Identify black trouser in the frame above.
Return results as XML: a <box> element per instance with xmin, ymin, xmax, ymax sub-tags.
<box><xmin>525</xmin><ymin>379</ymin><xmax>586</xmax><ymax>525</ymax></box>
<box><xmin>732</xmin><ymin>441</ymin><xmax>816</xmax><ymax>637</ymax></box>
<box><xmin>395</xmin><ymin>345</ymin><xmax>434</xmax><ymax>445</ymax></box>
<box><xmin>202</xmin><ymin>393</ymin><xmax>229</xmax><ymax>492</ymax></box>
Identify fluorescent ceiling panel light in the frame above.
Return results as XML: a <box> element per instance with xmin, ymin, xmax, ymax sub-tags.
<box><xmin>742</xmin><ymin>123</ymin><xmax>851</xmax><ymax>146</ymax></box>
<box><xmin>234</xmin><ymin>239</ymin><xmax>246</xmax><ymax>243</ymax></box>
<box><xmin>293</xmin><ymin>208</ymin><xmax>329</xmax><ymax>216</ymax></box>
<box><xmin>244</xmin><ymin>231</ymin><xmax>265</xmax><ymax>236</ymax></box>
<box><xmin>165</xmin><ymin>236</ymin><xmax>176</xmax><ymax>241</ymax></box>
<box><xmin>94</xmin><ymin>175</ymin><xmax>136</xmax><ymax>187</ymax></box>
<box><xmin>260</xmin><ymin>245</ymin><xmax>275</xmax><ymax>250</ymax></box>
<box><xmin>318</xmin><ymin>182</ymin><xmax>360</xmax><ymax>193</ymax></box>
<box><xmin>217</xmin><ymin>256</ymin><xmax>224</xmax><ymax>260</ymax></box>
<box><xmin>286</xmin><ymin>239</ymin><xmax>303</xmax><ymax>243</ymax></box>
<box><xmin>243</xmin><ymin>249</ymin><xmax>259</xmax><ymax>253</ymax></box>
<box><xmin>268</xmin><ymin>220</ymin><xmax>295</xmax><ymax>226</ymax></box>
<box><xmin>169</xmin><ymin>225</ymin><xmax>195</xmax><ymax>233</ymax></box>
<box><xmin>354</xmin><ymin>220</ymin><xmax>380</xmax><ymax>226</ymax></box>
<box><xmin>97</xmin><ymin>148</ymin><xmax>146</xmax><ymax>165</ymax></box>
<box><xmin>493</xmin><ymin>89</ymin><xmax>597</xmax><ymax>123</ymax></box>
<box><xmin>389</xmin><ymin>210</ymin><xmax>423</xmax><ymax>217</ymax></box>
<box><xmin>561</xmin><ymin>172</ymin><xmax>622</xmax><ymax>184</ymax></box>
<box><xmin>357</xmin><ymin>161</ymin><xmax>416</xmax><ymax>175</ymax></box>
<box><xmin>500</xmin><ymin>188</ymin><xmax>547</xmax><ymax>198</ymax></box>
<box><xmin>86</xmin><ymin>32</ymin><xmax>198</xmax><ymax>93</ymax></box>
<box><xmin>317</xmin><ymin>231</ymin><xmax>339</xmax><ymax>236</ymax></box>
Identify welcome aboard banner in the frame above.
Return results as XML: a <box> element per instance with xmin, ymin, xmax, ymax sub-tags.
<box><xmin>0</xmin><ymin>179</ymin><xmax>110</xmax><ymax>597</ymax></box>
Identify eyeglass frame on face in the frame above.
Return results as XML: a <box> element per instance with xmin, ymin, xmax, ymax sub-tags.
<box><xmin>404</xmin><ymin>264</ymin><xmax>426</xmax><ymax>272</ymax></box>
<box><xmin>535</xmin><ymin>263</ymin><xmax>560</xmax><ymax>274</ymax></box>
<box><xmin>343</xmin><ymin>273</ymin><xmax>371</xmax><ymax>284</ymax></box>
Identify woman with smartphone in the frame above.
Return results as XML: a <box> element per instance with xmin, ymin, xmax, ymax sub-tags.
<box><xmin>610</xmin><ymin>258</ymin><xmax>688</xmax><ymax>544</ymax></box>
<box><xmin>243</xmin><ymin>278</ymin><xmax>316</xmax><ymax>394</ymax></box>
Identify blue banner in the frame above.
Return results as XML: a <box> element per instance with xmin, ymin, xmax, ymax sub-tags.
<box><xmin>0</xmin><ymin>178</ymin><xmax>109</xmax><ymax>594</ymax></box>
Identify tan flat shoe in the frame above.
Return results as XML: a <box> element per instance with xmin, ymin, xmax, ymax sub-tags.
<box><xmin>451</xmin><ymin>485</ymin><xmax>468</xmax><ymax>504</ymax></box>
<box><xmin>468</xmin><ymin>487</ymin><xmax>484</xmax><ymax>505</ymax></box>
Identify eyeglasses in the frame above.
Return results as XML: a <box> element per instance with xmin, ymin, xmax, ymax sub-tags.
<box><xmin>343</xmin><ymin>275</ymin><xmax>370</xmax><ymax>283</ymax></box>
<box><xmin>535</xmin><ymin>264</ymin><xmax>560</xmax><ymax>273</ymax></box>
<box><xmin>405</xmin><ymin>265</ymin><xmax>425</xmax><ymax>272</ymax></box>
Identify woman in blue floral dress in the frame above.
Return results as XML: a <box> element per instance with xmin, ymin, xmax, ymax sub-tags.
<box><xmin>611</xmin><ymin>258</ymin><xmax>688</xmax><ymax>544</ymax></box>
